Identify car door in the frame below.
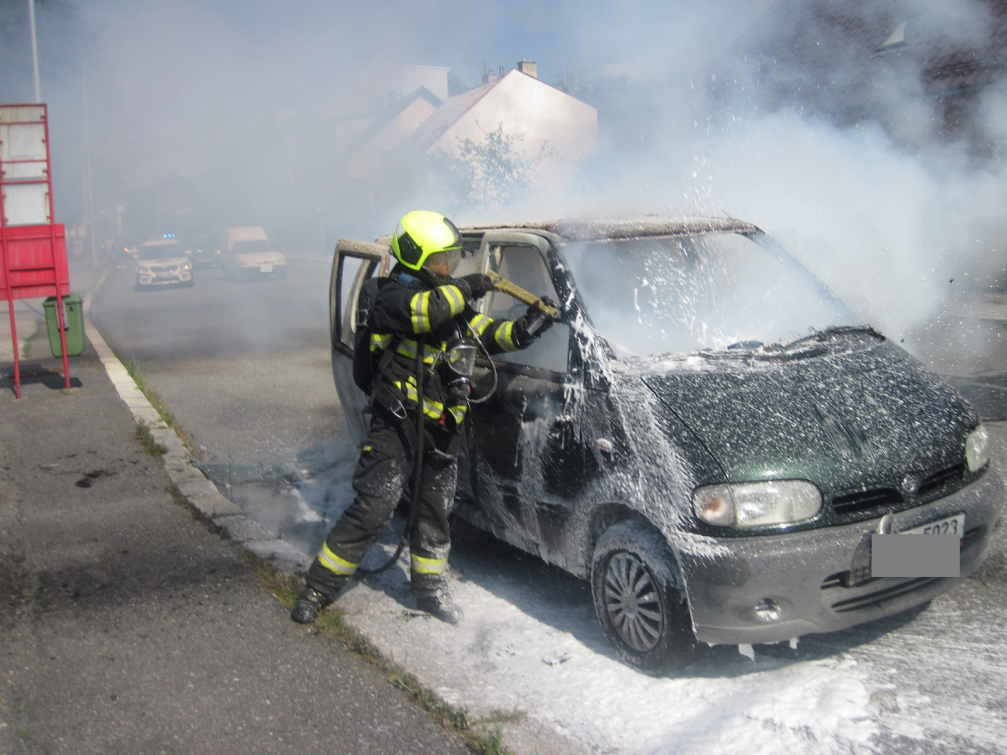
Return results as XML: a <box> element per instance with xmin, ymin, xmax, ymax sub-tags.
<box><xmin>465</xmin><ymin>231</ymin><xmax>593</xmax><ymax>553</ymax></box>
<box><xmin>328</xmin><ymin>238</ymin><xmax>391</xmax><ymax>442</ymax></box>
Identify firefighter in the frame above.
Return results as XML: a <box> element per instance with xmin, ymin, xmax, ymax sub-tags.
<box><xmin>292</xmin><ymin>210</ymin><xmax>554</xmax><ymax>625</ymax></box>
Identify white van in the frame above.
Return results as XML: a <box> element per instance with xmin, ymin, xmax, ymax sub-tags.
<box><xmin>221</xmin><ymin>226</ymin><xmax>287</xmax><ymax>280</ymax></box>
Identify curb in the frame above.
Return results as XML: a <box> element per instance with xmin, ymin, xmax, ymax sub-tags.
<box><xmin>77</xmin><ymin>267</ymin><xmax>590</xmax><ymax>755</ymax></box>
<box><xmin>81</xmin><ymin>269</ymin><xmax>310</xmax><ymax>573</ymax></box>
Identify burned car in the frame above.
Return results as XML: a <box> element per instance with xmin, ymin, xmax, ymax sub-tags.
<box><xmin>328</xmin><ymin>217</ymin><xmax>1003</xmax><ymax>674</ymax></box>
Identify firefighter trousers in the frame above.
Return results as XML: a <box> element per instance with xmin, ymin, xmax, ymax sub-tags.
<box><xmin>306</xmin><ymin>404</ymin><xmax>461</xmax><ymax>599</ymax></box>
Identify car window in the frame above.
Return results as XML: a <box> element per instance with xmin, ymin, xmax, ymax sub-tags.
<box><xmin>232</xmin><ymin>239</ymin><xmax>272</xmax><ymax>254</ymax></box>
<box><xmin>138</xmin><ymin>244</ymin><xmax>180</xmax><ymax>260</ymax></box>
<box><xmin>564</xmin><ymin>232</ymin><xmax>858</xmax><ymax>357</ymax></box>
<box><xmin>486</xmin><ymin>245</ymin><xmax>569</xmax><ymax>373</ymax></box>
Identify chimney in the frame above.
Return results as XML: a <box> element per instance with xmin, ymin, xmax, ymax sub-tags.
<box><xmin>482</xmin><ymin>71</ymin><xmax>499</xmax><ymax>85</ymax></box>
<box><xmin>517</xmin><ymin>59</ymin><xmax>537</xmax><ymax>79</ymax></box>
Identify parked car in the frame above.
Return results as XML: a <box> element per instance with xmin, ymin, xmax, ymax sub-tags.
<box><xmin>188</xmin><ymin>231</ymin><xmax>223</xmax><ymax>269</ymax></box>
<box><xmin>328</xmin><ymin>217</ymin><xmax>1003</xmax><ymax>674</ymax></box>
<box><xmin>221</xmin><ymin>226</ymin><xmax>287</xmax><ymax>280</ymax></box>
<box><xmin>134</xmin><ymin>235</ymin><xmax>194</xmax><ymax>289</ymax></box>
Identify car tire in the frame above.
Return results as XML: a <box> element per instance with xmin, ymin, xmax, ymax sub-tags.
<box><xmin>591</xmin><ymin>520</ymin><xmax>702</xmax><ymax>675</ymax></box>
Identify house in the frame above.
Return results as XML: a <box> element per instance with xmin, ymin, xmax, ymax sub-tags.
<box><xmin>340</xmin><ymin>61</ymin><xmax>598</xmax><ymax>203</ymax></box>
<box><xmin>342</xmin><ymin>87</ymin><xmax>443</xmax><ymax>180</ymax></box>
<box><xmin>404</xmin><ymin>62</ymin><xmax>598</xmax><ymax>195</ymax></box>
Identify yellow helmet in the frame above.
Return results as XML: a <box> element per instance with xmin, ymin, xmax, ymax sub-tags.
<box><xmin>391</xmin><ymin>210</ymin><xmax>463</xmax><ymax>273</ymax></box>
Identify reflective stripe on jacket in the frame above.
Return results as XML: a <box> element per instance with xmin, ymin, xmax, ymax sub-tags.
<box><xmin>368</xmin><ymin>274</ymin><xmax>523</xmax><ymax>421</ymax></box>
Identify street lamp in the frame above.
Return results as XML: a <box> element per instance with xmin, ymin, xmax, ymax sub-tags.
<box><xmin>28</xmin><ymin>0</ymin><xmax>41</xmax><ymax>103</ymax></box>
<box><xmin>81</xmin><ymin>52</ymin><xmax>103</xmax><ymax>265</ymax></box>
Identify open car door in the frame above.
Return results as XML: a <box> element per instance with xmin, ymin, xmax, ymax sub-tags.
<box><xmin>328</xmin><ymin>238</ymin><xmax>391</xmax><ymax>442</ymax></box>
<box><xmin>463</xmin><ymin>231</ymin><xmax>583</xmax><ymax>558</ymax></box>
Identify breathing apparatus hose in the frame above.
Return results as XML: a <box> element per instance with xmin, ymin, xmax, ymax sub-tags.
<box><xmin>356</xmin><ymin>336</ymin><xmax>427</xmax><ymax>576</ymax></box>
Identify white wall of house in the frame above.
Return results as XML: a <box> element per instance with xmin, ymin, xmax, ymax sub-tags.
<box><xmin>431</xmin><ymin>71</ymin><xmax>598</xmax><ymax>191</ymax></box>
<box><xmin>347</xmin><ymin>97</ymin><xmax>440</xmax><ymax>179</ymax></box>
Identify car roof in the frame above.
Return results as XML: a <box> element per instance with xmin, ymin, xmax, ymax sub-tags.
<box><xmin>458</xmin><ymin>216</ymin><xmax>760</xmax><ymax>241</ymax></box>
<box><xmin>371</xmin><ymin>216</ymin><xmax>760</xmax><ymax>248</ymax></box>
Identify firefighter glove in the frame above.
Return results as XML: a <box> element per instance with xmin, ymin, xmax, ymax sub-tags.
<box><xmin>514</xmin><ymin>297</ymin><xmax>555</xmax><ymax>346</ymax></box>
<box><xmin>457</xmin><ymin>273</ymin><xmax>493</xmax><ymax>301</ymax></box>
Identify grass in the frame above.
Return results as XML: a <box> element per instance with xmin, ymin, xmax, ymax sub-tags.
<box><xmin>118</xmin><ymin>353</ymin><xmax>198</xmax><ymax>456</ymax></box>
<box><xmin>113</xmin><ymin>348</ymin><xmax>518</xmax><ymax>751</ymax></box>
<box><xmin>252</xmin><ymin>557</ymin><xmax>521</xmax><ymax>754</ymax></box>
<box><xmin>134</xmin><ymin>419</ymin><xmax>168</xmax><ymax>456</ymax></box>
<box><xmin>22</xmin><ymin>329</ymin><xmax>38</xmax><ymax>359</ymax></box>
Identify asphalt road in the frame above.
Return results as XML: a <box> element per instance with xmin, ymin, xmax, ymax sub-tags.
<box><xmin>0</xmin><ymin>329</ymin><xmax>471</xmax><ymax>754</ymax></box>
<box><xmin>87</xmin><ymin>258</ymin><xmax>1007</xmax><ymax>754</ymax></box>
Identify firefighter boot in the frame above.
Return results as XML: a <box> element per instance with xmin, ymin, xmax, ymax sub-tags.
<box><xmin>412</xmin><ymin>573</ymin><xmax>463</xmax><ymax>625</ymax></box>
<box><xmin>291</xmin><ymin>582</ymin><xmax>341</xmax><ymax>624</ymax></box>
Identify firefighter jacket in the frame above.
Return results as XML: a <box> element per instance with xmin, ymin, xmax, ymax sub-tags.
<box><xmin>368</xmin><ymin>270</ymin><xmax>534</xmax><ymax>425</ymax></box>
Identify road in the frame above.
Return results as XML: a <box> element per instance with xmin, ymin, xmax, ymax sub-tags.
<box><xmin>89</xmin><ymin>258</ymin><xmax>1007</xmax><ymax>754</ymax></box>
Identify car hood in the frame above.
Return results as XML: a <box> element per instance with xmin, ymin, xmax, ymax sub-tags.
<box><xmin>641</xmin><ymin>341</ymin><xmax>977</xmax><ymax>491</ymax></box>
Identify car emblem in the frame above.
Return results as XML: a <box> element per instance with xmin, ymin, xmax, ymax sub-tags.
<box><xmin>902</xmin><ymin>474</ymin><xmax>920</xmax><ymax>494</ymax></box>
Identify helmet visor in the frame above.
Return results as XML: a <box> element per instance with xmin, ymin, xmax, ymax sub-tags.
<box><xmin>425</xmin><ymin>248</ymin><xmax>462</xmax><ymax>276</ymax></box>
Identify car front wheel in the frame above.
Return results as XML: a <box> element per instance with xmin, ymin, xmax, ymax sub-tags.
<box><xmin>591</xmin><ymin>520</ymin><xmax>702</xmax><ymax>675</ymax></box>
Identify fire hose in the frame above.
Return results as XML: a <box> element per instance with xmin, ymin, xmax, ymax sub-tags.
<box><xmin>485</xmin><ymin>271</ymin><xmax>561</xmax><ymax>319</ymax></box>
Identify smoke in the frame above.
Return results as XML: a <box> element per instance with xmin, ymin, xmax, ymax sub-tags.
<box><xmin>6</xmin><ymin>0</ymin><xmax>1004</xmax><ymax>374</ymax></box>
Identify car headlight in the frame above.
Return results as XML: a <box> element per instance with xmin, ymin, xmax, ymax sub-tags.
<box><xmin>137</xmin><ymin>266</ymin><xmax>150</xmax><ymax>274</ymax></box>
<box><xmin>693</xmin><ymin>480</ymin><xmax>822</xmax><ymax>528</ymax></box>
<box><xmin>966</xmin><ymin>424</ymin><xmax>990</xmax><ymax>472</ymax></box>
<box><xmin>180</xmin><ymin>261</ymin><xmax>191</xmax><ymax>271</ymax></box>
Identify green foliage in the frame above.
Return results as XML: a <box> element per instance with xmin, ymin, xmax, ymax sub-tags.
<box><xmin>430</xmin><ymin>122</ymin><xmax>553</xmax><ymax>212</ymax></box>
<box><xmin>134</xmin><ymin>420</ymin><xmax>167</xmax><ymax>457</ymax></box>
<box><xmin>118</xmin><ymin>352</ymin><xmax>197</xmax><ymax>455</ymax></box>
<box><xmin>254</xmin><ymin>562</ymin><xmax>516</xmax><ymax>754</ymax></box>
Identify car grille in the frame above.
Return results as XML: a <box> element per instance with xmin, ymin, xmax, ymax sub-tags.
<box><xmin>919</xmin><ymin>464</ymin><xmax>966</xmax><ymax>501</ymax></box>
<box><xmin>149</xmin><ymin>265</ymin><xmax>177</xmax><ymax>273</ymax></box>
<box><xmin>831</xmin><ymin>488</ymin><xmax>903</xmax><ymax>515</ymax></box>
<box><xmin>829</xmin><ymin>464</ymin><xmax>968</xmax><ymax>520</ymax></box>
<box><xmin>826</xmin><ymin>577</ymin><xmax>941</xmax><ymax>613</ymax></box>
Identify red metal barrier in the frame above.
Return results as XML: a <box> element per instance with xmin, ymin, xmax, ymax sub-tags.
<box><xmin>0</xmin><ymin>103</ymin><xmax>72</xmax><ymax>398</ymax></box>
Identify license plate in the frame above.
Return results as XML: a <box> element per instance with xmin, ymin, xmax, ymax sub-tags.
<box><xmin>903</xmin><ymin>513</ymin><xmax>966</xmax><ymax>539</ymax></box>
<box><xmin>260</xmin><ymin>264</ymin><xmax>273</xmax><ymax>273</ymax></box>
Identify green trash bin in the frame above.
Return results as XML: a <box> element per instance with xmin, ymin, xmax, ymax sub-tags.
<box><xmin>43</xmin><ymin>293</ymin><xmax>85</xmax><ymax>358</ymax></box>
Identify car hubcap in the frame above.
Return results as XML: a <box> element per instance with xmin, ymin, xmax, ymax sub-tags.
<box><xmin>604</xmin><ymin>551</ymin><xmax>664</xmax><ymax>652</ymax></box>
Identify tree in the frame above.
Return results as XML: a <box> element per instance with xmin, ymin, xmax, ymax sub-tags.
<box><xmin>429</xmin><ymin>121</ymin><xmax>553</xmax><ymax>211</ymax></box>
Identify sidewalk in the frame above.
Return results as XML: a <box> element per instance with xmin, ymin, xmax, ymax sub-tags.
<box><xmin>0</xmin><ymin>262</ymin><xmax>470</xmax><ymax>753</ymax></box>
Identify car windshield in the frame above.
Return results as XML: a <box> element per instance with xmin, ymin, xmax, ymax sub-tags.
<box><xmin>232</xmin><ymin>239</ymin><xmax>271</xmax><ymax>254</ymax></box>
<box><xmin>138</xmin><ymin>244</ymin><xmax>181</xmax><ymax>260</ymax></box>
<box><xmin>563</xmin><ymin>231</ymin><xmax>859</xmax><ymax>357</ymax></box>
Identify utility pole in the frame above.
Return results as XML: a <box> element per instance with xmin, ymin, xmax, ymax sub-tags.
<box><xmin>28</xmin><ymin>0</ymin><xmax>41</xmax><ymax>103</ymax></box>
